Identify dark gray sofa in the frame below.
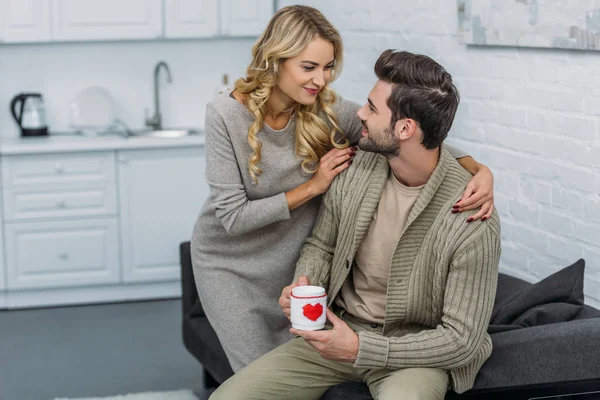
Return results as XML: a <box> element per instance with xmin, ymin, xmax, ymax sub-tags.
<box><xmin>180</xmin><ymin>242</ymin><xmax>600</xmax><ymax>399</ymax></box>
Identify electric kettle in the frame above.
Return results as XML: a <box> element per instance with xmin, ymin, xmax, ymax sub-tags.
<box><xmin>10</xmin><ymin>93</ymin><xmax>49</xmax><ymax>137</ymax></box>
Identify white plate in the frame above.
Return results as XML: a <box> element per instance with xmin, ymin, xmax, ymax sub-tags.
<box><xmin>69</xmin><ymin>86</ymin><xmax>116</xmax><ymax>135</ymax></box>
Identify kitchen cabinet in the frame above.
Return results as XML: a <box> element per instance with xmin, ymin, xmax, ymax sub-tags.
<box><xmin>164</xmin><ymin>0</ymin><xmax>219</xmax><ymax>39</ymax></box>
<box><xmin>220</xmin><ymin>0</ymin><xmax>274</xmax><ymax>36</ymax></box>
<box><xmin>5</xmin><ymin>218</ymin><xmax>120</xmax><ymax>290</ymax></box>
<box><xmin>165</xmin><ymin>0</ymin><xmax>273</xmax><ymax>38</ymax></box>
<box><xmin>118</xmin><ymin>147</ymin><xmax>207</xmax><ymax>283</ymax></box>
<box><xmin>0</xmin><ymin>0</ymin><xmax>273</xmax><ymax>43</ymax></box>
<box><xmin>0</xmin><ymin>0</ymin><xmax>51</xmax><ymax>43</ymax></box>
<box><xmin>51</xmin><ymin>0</ymin><xmax>162</xmax><ymax>41</ymax></box>
<box><xmin>2</xmin><ymin>183</ymin><xmax>118</xmax><ymax>221</ymax></box>
<box><xmin>1</xmin><ymin>151</ymin><xmax>115</xmax><ymax>187</ymax></box>
<box><xmin>1</xmin><ymin>151</ymin><xmax>119</xmax><ymax>291</ymax></box>
<box><xmin>0</xmin><ymin>136</ymin><xmax>208</xmax><ymax>309</ymax></box>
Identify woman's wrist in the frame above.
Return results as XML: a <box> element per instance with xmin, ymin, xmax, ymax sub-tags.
<box><xmin>305</xmin><ymin>175</ymin><xmax>327</xmax><ymax>197</ymax></box>
<box><xmin>286</xmin><ymin>180</ymin><xmax>320</xmax><ymax>211</ymax></box>
<box><xmin>475</xmin><ymin>163</ymin><xmax>490</xmax><ymax>176</ymax></box>
<box><xmin>457</xmin><ymin>156</ymin><xmax>481</xmax><ymax>176</ymax></box>
<box><xmin>306</xmin><ymin>179</ymin><xmax>320</xmax><ymax>197</ymax></box>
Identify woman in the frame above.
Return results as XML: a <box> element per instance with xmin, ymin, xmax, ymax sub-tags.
<box><xmin>191</xmin><ymin>5</ymin><xmax>494</xmax><ymax>372</ymax></box>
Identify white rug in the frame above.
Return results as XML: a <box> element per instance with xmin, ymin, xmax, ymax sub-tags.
<box><xmin>53</xmin><ymin>389</ymin><xmax>199</xmax><ymax>400</ymax></box>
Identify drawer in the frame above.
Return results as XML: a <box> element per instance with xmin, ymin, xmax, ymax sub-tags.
<box><xmin>5</xmin><ymin>218</ymin><xmax>120</xmax><ymax>290</ymax></box>
<box><xmin>1</xmin><ymin>152</ymin><xmax>115</xmax><ymax>187</ymax></box>
<box><xmin>2</xmin><ymin>183</ymin><xmax>117</xmax><ymax>221</ymax></box>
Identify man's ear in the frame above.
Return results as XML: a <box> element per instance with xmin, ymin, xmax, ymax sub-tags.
<box><xmin>394</xmin><ymin>118</ymin><xmax>418</xmax><ymax>140</ymax></box>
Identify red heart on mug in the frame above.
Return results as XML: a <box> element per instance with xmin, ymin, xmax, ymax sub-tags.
<box><xmin>302</xmin><ymin>303</ymin><xmax>324</xmax><ymax>321</ymax></box>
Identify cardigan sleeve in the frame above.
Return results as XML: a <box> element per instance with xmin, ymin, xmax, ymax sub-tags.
<box><xmin>204</xmin><ymin>103</ymin><xmax>290</xmax><ymax>236</ymax></box>
<box><xmin>354</xmin><ymin>222</ymin><xmax>501</xmax><ymax>370</ymax></box>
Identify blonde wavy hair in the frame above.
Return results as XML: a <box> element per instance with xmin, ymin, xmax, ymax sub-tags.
<box><xmin>234</xmin><ymin>5</ymin><xmax>347</xmax><ymax>183</ymax></box>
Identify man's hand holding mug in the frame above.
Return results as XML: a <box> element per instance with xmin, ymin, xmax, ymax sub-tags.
<box><xmin>279</xmin><ymin>276</ymin><xmax>310</xmax><ymax>319</ymax></box>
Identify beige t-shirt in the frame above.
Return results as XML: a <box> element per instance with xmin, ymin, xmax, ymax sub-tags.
<box><xmin>336</xmin><ymin>172</ymin><xmax>424</xmax><ymax>324</ymax></box>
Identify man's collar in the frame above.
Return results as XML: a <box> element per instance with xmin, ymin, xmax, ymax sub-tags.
<box><xmin>403</xmin><ymin>145</ymin><xmax>452</xmax><ymax>230</ymax></box>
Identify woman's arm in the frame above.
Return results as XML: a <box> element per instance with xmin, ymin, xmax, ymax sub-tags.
<box><xmin>205</xmin><ymin>103</ymin><xmax>354</xmax><ymax>235</ymax></box>
<box><xmin>205</xmin><ymin>103</ymin><xmax>293</xmax><ymax>235</ymax></box>
<box><xmin>456</xmin><ymin>154</ymin><xmax>480</xmax><ymax>175</ymax></box>
<box><xmin>454</xmin><ymin>154</ymin><xmax>495</xmax><ymax>222</ymax></box>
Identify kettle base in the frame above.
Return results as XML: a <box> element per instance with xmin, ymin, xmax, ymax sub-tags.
<box><xmin>21</xmin><ymin>127</ymin><xmax>49</xmax><ymax>137</ymax></box>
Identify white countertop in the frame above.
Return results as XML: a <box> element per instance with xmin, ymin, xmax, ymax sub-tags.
<box><xmin>0</xmin><ymin>132</ymin><xmax>205</xmax><ymax>155</ymax></box>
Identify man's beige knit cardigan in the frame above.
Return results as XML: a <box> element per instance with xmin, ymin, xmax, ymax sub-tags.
<box><xmin>294</xmin><ymin>146</ymin><xmax>501</xmax><ymax>393</ymax></box>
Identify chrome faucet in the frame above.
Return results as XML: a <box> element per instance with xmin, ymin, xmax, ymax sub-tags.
<box><xmin>145</xmin><ymin>61</ymin><xmax>172</xmax><ymax>131</ymax></box>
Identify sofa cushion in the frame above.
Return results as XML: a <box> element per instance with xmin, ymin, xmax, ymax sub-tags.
<box><xmin>575</xmin><ymin>304</ymin><xmax>600</xmax><ymax>320</ymax></box>
<box><xmin>493</xmin><ymin>273</ymin><xmax>532</xmax><ymax>307</ymax></box>
<box><xmin>476</xmin><ymin>318</ymin><xmax>600</xmax><ymax>389</ymax></box>
<box><xmin>489</xmin><ymin>259</ymin><xmax>585</xmax><ymax>333</ymax></box>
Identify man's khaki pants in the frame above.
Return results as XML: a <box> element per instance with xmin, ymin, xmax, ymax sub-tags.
<box><xmin>210</xmin><ymin>313</ymin><xmax>449</xmax><ymax>400</ymax></box>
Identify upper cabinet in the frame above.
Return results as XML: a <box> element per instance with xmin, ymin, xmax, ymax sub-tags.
<box><xmin>164</xmin><ymin>0</ymin><xmax>219</xmax><ymax>39</ymax></box>
<box><xmin>0</xmin><ymin>0</ymin><xmax>51</xmax><ymax>43</ymax></box>
<box><xmin>52</xmin><ymin>0</ymin><xmax>162</xmax><ymax>41</ymax></box>
<box><xmin>0</xmin><ymin>0</ymin><xmax>274</xmax><ymax>43</ymax></box>
<box><xmin>220</xmin><ymin>0</ymin><xmax>273</xmax><ymax>37</ymax></box>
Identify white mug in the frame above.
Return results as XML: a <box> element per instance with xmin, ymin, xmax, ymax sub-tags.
<box><xmin>290</xmin><ymin>285</ymin><xmax>327</xmax><ymax>330</ymax></box>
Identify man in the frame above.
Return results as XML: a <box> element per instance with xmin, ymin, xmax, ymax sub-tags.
<box><xmin>210</xmin><ymin>50</ymin><xmax>501</xmax><ymax>400</ymax></box>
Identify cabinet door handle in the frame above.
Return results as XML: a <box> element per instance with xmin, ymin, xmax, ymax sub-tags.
<box><xmin>58</xmin><ymin>252</ymin><xmax>69</xmax><ymax>260</ymax></box>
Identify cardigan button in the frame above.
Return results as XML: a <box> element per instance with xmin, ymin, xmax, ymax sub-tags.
<box><xmin>345</xmin><ymin>260</ymin><xmax>351</xmax><ymax>269</ymax></box>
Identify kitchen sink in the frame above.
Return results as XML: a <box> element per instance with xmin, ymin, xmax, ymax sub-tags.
<box><xmin>128</xmin><ymin>128</ymin><xmax>200</xmax><ymax>138</ymax></box>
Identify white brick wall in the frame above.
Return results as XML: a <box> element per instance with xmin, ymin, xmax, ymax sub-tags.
<box><xmin>280</xmin><ymin>0</ymin><xmax>600</xmax><ymax>307</ymax></box>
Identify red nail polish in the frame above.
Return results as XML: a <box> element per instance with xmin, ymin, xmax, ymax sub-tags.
<box><xmin>350</xmin><ymin>152</ymin><xmax>356</xmax><ymax>156</ymax></box>
<box><xmin>466</xmin><ymin>218</ymin><xmax>473</xmax><ymax>223</ymax></box>
<box><xmin>452</xmin><ymin>210</ymin><xmax>459</xmax><ymax>214</ymax></box>
<box><xmin>347</xmin><ymin>160</ymin><xmax>353</xmax><ymax>165</ymax></box>
<box><xmin>481</xmin><ymin>217</ymin><xmax>487</xmax><ymax>221</ymax></box>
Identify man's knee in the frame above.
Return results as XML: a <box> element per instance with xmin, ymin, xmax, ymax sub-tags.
<box><xmin>378</xmin><ymin>388</ymin><xmax>438</xmax><ymax>400</ymax></box>
<box><xmin>374</xmin><ymin>368</ymin><xmax>448</xmax><ymax>400</ymax></box>
<box><xmin>377</xmin><ymin>386</ymin><xmax>446</xmax><ymax>400</ymax></box>
<box><xmin>209</xmin><ymin>338</ymin><xmax>316</xmax><ymax>400</ymax></box>
<box><xmin>208</xmin><ymin>357</ymin><xmax>280</xmax><ymax>400</ymax></box>
<box><xmin>209</xmin><ymin>375</ymin><xmax>242</xmax><ymax>400</ymax></box>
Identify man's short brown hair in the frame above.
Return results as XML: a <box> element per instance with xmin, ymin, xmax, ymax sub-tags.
<box><xmin>374</xmin><ymin>50</ymin><xmax>460</xmax><ymax>149</ymax></box>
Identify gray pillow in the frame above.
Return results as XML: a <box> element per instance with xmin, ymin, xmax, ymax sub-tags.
<box><xmin>488</xmin><ymin>259</ymin><xmax>585</xmax><ymax>333</ymax></box>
